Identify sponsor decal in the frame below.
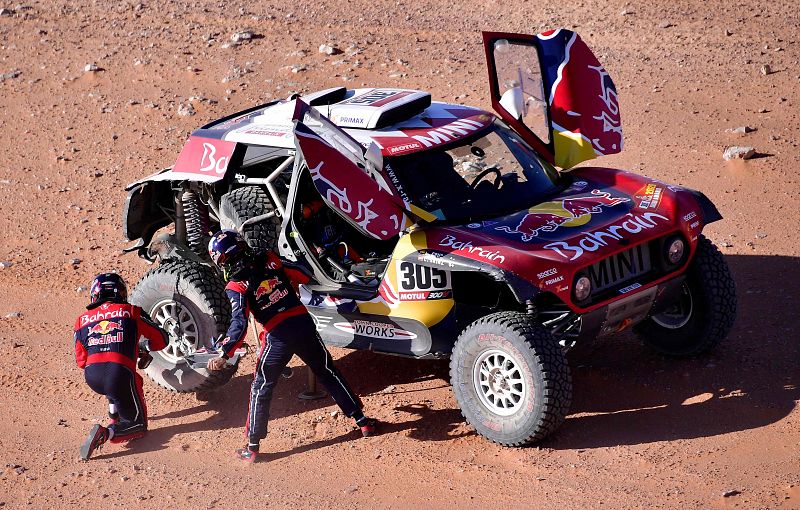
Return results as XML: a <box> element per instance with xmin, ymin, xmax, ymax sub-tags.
<box><xmin>241</xmin><ymin>127</ymin><xmax>291</xmax><ymax>137</ymax></box>
<box><xmin>397</xmin><ymin>261</ymin><xmax>451</xmax><ymax>300</ymax></box>
<box><xmin>81</xmin><ymin>310</ymin><xmax>131</xmax><ymax>327</ymax></box>
<box><xmin>690</xmin><ymin>221</ymin><xmax>700</xmax><ymax>230</ymax></box>
<box><xmin>544</xmin><ymin>275</ymin><xmax>564</xmax><ymax>285</ymax></box>
<box><xmin>537</xmin><ymin>268</ymin><xmax>558</xmax><ymax>280</ymax></box>
<box><xmin>409</xmin><ymin>119</ymin><xmax>486</xmax><ymax>148</ymax></box>
<box><xmin>88</xmin><ymin>333</ymin><xmax>124</xmax><ymax>346</ymax></box>
<box><xmin>682</xmin><ymin>211</ymin><xmax>697</xmax><ymax>222</ymax></box>
<box><xmin>467</xmin><ymin>223</ymin><xmax>482</xmax><ymax>229</ymax></box>
<box><xmin>334</xmin><ymin>116</ymin><xmax>366</xmax><ymax>125</ymax></box>
<box><xmin>342</xmin><ymin>89</ymin><xmax>414</xmax><ymax>106</ymax></box>
<box><xmin>477</xmin><ymin>333</ymin><xmax>506</xmax><ymax>342</ymax></box>
<box><xmin>388</xmin><ymin>142</ymin><xmax>423</xmax><ymax>154</ymax></box>
<box><xmin>384</xmin><ymin>164</ymin><xmax>410</xmax><ymax>203</ymax></box>
<box><xmin>255</xmin><ymin>278</ymin><xmax>281</xmax><ymax>300</ymax></box>
<box><xmin>87</xmin><ymin>320</ymin><xmax>122</xmax><ymax>336</ymax></box>
<box><xmin>544</xmin><ymin>212</ymin><xmax>669</xmax><ymax>260</ymax></box>
<box><xmin>495</xmin><ymin>189</ymin><xmax>629</xmax><ymax>242</ymax></box>
<box><xmin>334</xmin><ymin>320</ymin><xmax>418</xmax><ymax>339</ymax></box>
<box><xmin>438</xmin><ymin>235</ymin><xmax>506</xmax><ymax>264</ymax></box>
<box><xmin>618</xmin><ymin>283</ymin><xmax>642</xmax><ymax>294</ymax></box>
<box><xmin>173</xmin><ymin>137</ymin><xmax>235</xmax><ymax>177</ymax></box>
<box><xmin>635</xmin><ymin>183</ymin><xmax>664</xmax><ymax>210</ymax></box>
<box><xmin>199</xmin><ymin>143</ymin><xmax>229</xmax><ymax>174</ymax></box>
<box><xmin>310</xmin><ymin>313</ymin><xmax>332</xmax><ymax>332</ymax></box>
<box><xmin>416</xmin><ymin>251</ymin><xmax>456</xmax><ymax>268</ymax></box>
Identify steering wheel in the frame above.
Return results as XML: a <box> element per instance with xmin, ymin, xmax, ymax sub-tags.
<box><xmin>469</xmin><ymin>167</ymin><xmax>502</xmax><ymax>190</ymax></box>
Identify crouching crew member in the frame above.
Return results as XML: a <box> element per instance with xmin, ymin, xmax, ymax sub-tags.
<box><xmin>206</xmin><ymin>230</ymin><xmax>377</xmax><ymax>463</ymax></box>
<box><xmin>74</xmin><ymin>273</ymin><xmax>167</xmax><ymax>460</ymax></box>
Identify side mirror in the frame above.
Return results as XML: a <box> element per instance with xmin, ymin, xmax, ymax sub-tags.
<box><xmin>499</xmin><ymin>86</ymin><xmax>525</xmax><ymax>121</ymax></box>
<box><xmin>364</xmin><ymin>142</ymin><xmax>383</xmax><ymax>172</ymax></box>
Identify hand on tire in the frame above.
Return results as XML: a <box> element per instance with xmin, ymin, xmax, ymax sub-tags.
<box><xmin>207</xmin><ymin>357</ymin><xmax>227</xmax><ymax>371</ymax></box>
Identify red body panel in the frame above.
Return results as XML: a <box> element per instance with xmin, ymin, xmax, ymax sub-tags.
<box><xmin>424</xmin><ymin>168</ymin><xmax>706</xmax><ymax>313</ymax></box>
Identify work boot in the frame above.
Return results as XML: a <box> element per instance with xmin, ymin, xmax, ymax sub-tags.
<box><xmin>80</xmin><ymin>424</ymin><xmax>110</xmax><ymax>460</ymax></box>
<box><xmin>358</xmin><ymin>418</ymin><xmax>378</xmax><ymax>438</ymax></box>
<box><xmin>234</xmin><ymin>446</ymin><xmax>258</xmax><ymax>464</ymax></box>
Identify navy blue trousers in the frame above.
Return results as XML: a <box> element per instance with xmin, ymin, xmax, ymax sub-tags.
<box><xmin>246</xmin><ymin>313</ymin><xmax>362</xmax><ymax>445</ymax></box>
<box><xmin>84</xmin><ymin>362</ymin><xmax>147</xmax><ymax>438</ymax></box>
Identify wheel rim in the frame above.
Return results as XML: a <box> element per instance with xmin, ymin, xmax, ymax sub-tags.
<box><xmin>150</xmin><ymin>299</ymin><xmax>201</xmax><ymax>362</ymax></box>
<box><xmin>473</xmin><ymin>348</ymin><xmax>527</xmax><ymax>417</ymax></box>
<box><xmin>651</xmin><ymin>282</ymin><xmax>694</xmax><ymax>329</ymax></box>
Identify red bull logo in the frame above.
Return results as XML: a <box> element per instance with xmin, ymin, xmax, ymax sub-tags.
<box><xmin>495</xmin><ymin>189</ymin><xmax>629</xmax><ymax>242</ymax></box>
<box><xmin>88</xmin><ymin>320</ymin><xmax>122</xmax><ymax>336</ymax></box>
<box><xmin>255</xmin><ymin>278</ymin><xmax>281</xmax><ymax>300</ymax></box>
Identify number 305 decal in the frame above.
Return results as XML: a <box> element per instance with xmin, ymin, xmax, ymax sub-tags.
<box><xmin>396</xmin><ymin>261</ymin><xmax>452</xmax><ymax>301</ymax></box>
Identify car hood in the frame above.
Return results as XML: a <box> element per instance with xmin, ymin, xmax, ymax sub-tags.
<box><xmin>421</xmin><ymin>167</ymin><xmax>708</xmax><ymax>281</ymax></box>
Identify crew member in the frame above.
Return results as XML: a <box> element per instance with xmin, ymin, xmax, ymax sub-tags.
<box><xmin>74</xmin><ymin>273</ymin><xmax>167</xmax><ymax>460</ymax></box>
<box><xmin>206</xmin><ymin>230</ymin><xmax>377</xmax><ymax>463</ymax></box>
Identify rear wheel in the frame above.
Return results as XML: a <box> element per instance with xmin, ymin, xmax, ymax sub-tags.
<box><xmin>219</xmin><ymin>187</ymin><xmax>281</xmax><ymax>254</ymax></box>
<box><xmin>450</xmin><ymin>311</ymin><xmax>572</xmax><ymax>446</ymax></box>
<box><xmin>131</xmin><ymin>260</ymin><xmax>237</xmax><ymax>392</ymax></box>
<box><xmin>635</xmin><ymin>235</ymin><xmax>737</xmax><ymax>356</ymax></box>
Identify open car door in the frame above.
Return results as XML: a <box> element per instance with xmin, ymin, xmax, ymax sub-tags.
<box><xmin>482</xmin><ymin>29</ymin><xmax>623</xmax><ymax>169</ymax></box>
<box><xmin>292</xmin><ymin>100</ymin><xmax>417</xmax><ymax>240</ymax></box>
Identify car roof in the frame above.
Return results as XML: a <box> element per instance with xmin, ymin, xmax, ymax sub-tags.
<box><xmin>191</xmin><ymin>87</ymin><xmax>495</xmax><ymax>157</ymax></box>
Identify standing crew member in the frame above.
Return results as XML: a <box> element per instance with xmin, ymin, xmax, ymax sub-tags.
<box><xmin>206</xmin><ymin>230</ymin><xmax>377</xmax><ymax>463</ymax></box>
<box><xmin>74</xmin><ymin>273</ymin><xmax>168</xmax><ymax>460</ymax></box>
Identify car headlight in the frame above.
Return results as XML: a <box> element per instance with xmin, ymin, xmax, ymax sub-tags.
<box><xmin>666</xmin><ymin>237</ymin><xmax>685</xmax><ymax>265</ymax></box>
<box><xmin>574</xmin><ymin>274</ymin><xmax>592</xmax><ymax>302</ymax></box>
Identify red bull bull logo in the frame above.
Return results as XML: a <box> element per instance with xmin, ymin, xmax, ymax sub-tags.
<box><xmin>255</xmin><ymin>278</ymin><xmax>281</xmax><ymax>300</ymax></box>
<box><xmin>87</xmin><ymin>320</ymin><xmax>122</xmax><ymax>336</ymax></box>
<box><xmin>495</xmin><ymin>189</ymin><xmax>629</xmax><ymax>242</ymax></box>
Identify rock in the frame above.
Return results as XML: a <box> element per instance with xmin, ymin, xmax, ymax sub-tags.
<box><xmin>76</xmin><ymin>285</ymin><xmax>88</xmax><ymax>293</ymax></box>
<box><xmin>720</xmin><ymin>241</ymin><xmax>732</xmax><ymax>248</ymax></box>
<box><xmin>620</xmin><ymin>8</ymin><xmax>633</xmax><ymax>15</ymax></box>
<box><xmin>758</xmin><ymin>108</ymin><xmax>769</xmax><ymax>113</ymax></box>
<box><xmin>722</xmin><ymin>490</ymin><xmax>741</xmax><ymax>497</ymax></box>
<box><xmin>344</xmin><ymin>485</ymin><xmax>359</xmax><ymax>494</ymax></box>
<box><xmin>84</xmin><ymin>63</ymin><xmax>103</xmax><ymax>73</ymax></box>
<box><xmin>658</xmin><ymin>21</ymin><xmax>673</xmax><ymax>28</ymax></box>
<box><xmin>0</xmin><ymin>70</ymin><xmax>21</xmax><ymax>81</ymax></box>
<box><xmin>319</xmin><ymin>44</ymin><xmax>341</xmax><ymax>56</ymax></box>
<box><xmin>756</xmin><ymin>232</ymin><xmax>768</xmax><ymax>239</ymax></box>
<box><xmin>5</xmin><ymin>311</ymin><xmax>22</xmax><ymax>318</ymax></box>
<box><xmin>230</xmin><ymin>30</ymin><xmax>256</xmax><ymax>44</ymax></box>
<box><xmin>723</xmin><ymin>146</ymin><xmax>756</xmax><ymax>160</ymax></box>
<box><xmin>0</xmin><ymin>261</ymin><xmax>12</xmax><ymax>269</ymax></box>
<box><xmin>382</xmin><ymin>385</ymin><xmax>396</xmax><ymax>394</ymax></box>
<box><xmin>330</xmin><ymin>410</ymin><xmax>339</xmax><ymax>418</ymax></box>
<box><xmin>70</xmin><ymin>258</ymin><xmax>82</xmax><ymax>265</ymax></box>
<box><xmin>0</xmin><ymin>7</ymin><xmax>13</xmax><ymax>15</ymax></box>
<box><xmin>177</xmin><ymin>103</ymin><xmax>196</xmax><ymax>116</ymax></box>
<box><xmin>289</xmin><ymin>64</ymin><xmax>307</xmax><ymax>73</ymax></box>
<box><xmin>726</xmin><ymin>126</ymin><xmax>756</xmax><ymax>135</ymax></box>
<box><xmin>724</xmin><ymin>28</ymin><xmax>733</xmax><ymax>36</ymax></box>
<box><xmin>761</xmin><ymin>64</ymin><xmax>772</xmax><ymax>75</ymax></box>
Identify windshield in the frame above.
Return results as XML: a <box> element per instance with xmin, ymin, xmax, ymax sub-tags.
<box><xmin>386</xmin><ymin>121</ymin><xmax>560</xmax><ymax>222</ymax></box>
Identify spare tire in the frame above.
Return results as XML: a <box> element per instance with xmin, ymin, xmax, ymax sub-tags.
<box><xmin>130</xmin><ymin>260</ymin><xmax>237</xmax><ymax>392</ymax></box>
<box><xmin>219</xmin><ymin>186</ymin><xmax>281</xmax><ymax>254</ymax></box>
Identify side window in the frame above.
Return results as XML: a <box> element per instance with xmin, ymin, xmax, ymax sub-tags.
<box><xmin>492</xmin><ymin>39</ymin><xmax>550</xmax><ymax>143</ymax></box>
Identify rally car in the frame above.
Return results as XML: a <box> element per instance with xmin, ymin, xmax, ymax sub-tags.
<box><xmin>122</xmin><ymin>29</ymin><xmax>736</xmax><ymax>446</ymax></box>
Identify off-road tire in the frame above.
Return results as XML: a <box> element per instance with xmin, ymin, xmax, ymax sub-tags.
<box><xmin>635</xmin><ymin>235</ymin><xmax>737</xmax><ymax>357</ymax></box>
<box><xmin>450</xmin><ymin>311</ymin><xmax>572</xmax><ymax>446</ymax></box>
<box><xmin>219</xmin><ymin>186</ymin><xmax>281</xmax><ymax>254</ymax></box>
<box><xmin>131</xmin><ymin>260</ymin><xmax>237</xmax><ymax>392</ymax></box>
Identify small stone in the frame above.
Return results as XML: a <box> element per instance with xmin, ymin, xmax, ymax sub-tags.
<box><xmin>0</xmin><ymin>70</ymin><xmax>21</xmax><ymax>81</ymax></box>
<box><xmin>658</xmin><ymin>21</ymin><xmax>673</xmax><ymax>28</ymax></box>
<box><xmin>723</xmin><ymin>146</ymin><xmax>756</xmax><ymax>160</ymax></box>
<box><xmin>761</xmin><ymin>64</ymin><xmax>772</xmax><ymax>75</ymax></box>
<box><xmin>84</xmin><ymin>63</ymin><xmax>101</xmax><ymax>73</ymax></box>
<box><xmin>0</xmin><ymin>261</ymin><xmax>12</xmax><ymax>269</ymax></box>
<box><xmin>755</xmin><ymin>232</ymin><xmax>768</xmax><ymax>239</ymax></box>
<box><xmin>723</xmin><ymin>490</ymin><xmax>741</xmax><ymax>497</ymax></box>
<box><xmin>0</xmin><ymin>7</ymin><xmax>13</xmax><ymax>15</ymax></box>
<box><xmin>289</xmin><ymin>64</ymin><xmax>306</xmax><ymax>73</ymax></box>
<box><xmin>5</xmin><ymin>311</ymin><xmax>22</xmax><ymax>318</ymax></box>
<box><xmin>319</xmin><ymin>44</ymin><xmax>341</xmax><ymax>56</ymax></box>
<box><xmin>726</xmin><ymin>126</ymin><xmax>756</xmax><ymax>135</ymax></box>
<box><xmin>720</xmin><ymin>241</ymin><xmax>732</xmax><ymax>248</ymax></box>
<box><xmin>758</xmin><ymin>108</ymin><xmax>769</xmax><ymax>113</ymax></box>
<box><xmin>177</xmin><ymin>103</ymin><xmax>196</xmax><ymax>116</ymax></box>
<box><xmin>344</xmin><ymin>485</ymin><xmax>359</xmax><ymax>494</ymax></box>
<box><xmin>373</xmin><ymin>451</ymin><xmax>381</xmax><ymax>459</ymax></box>
<box><xmin>724</xmin><ymin>28</ymin><xmax>732</xmax><ymax>36</ymax></box>
<box><xmin>620</xmin><ymin>8</ymin><xmax>633</xmax><ymax>15</ymax></box>
<box><xmin>330</xmin><ymin>410</ymin><xmax>339</xmax><ymax>418</ymax></box>
<box><xmin>388</xmin><ymin>72</ymin><xmax>407</xmax><ymax>78</ymax></box>
<box><xmin>230</xmin><ymin>30</ymin><xmax>256</xmax><ymax>44</ymax></box>
<box><xmin>382</xmin><ymin>385</ymin><xmax>396</xmax><ymax>394</ymax></box>
<box><xmin>70</xmin><ymin>258</ymin><xmax>81</xmax><ymax>265</ymax></box>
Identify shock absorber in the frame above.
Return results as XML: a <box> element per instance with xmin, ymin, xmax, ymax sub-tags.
<box><xmin>181</xmin><ymin>190</ymin><xmax>211</xmax><ymax>256</ymax></box>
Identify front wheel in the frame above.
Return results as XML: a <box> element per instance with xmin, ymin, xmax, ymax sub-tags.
<box><xmin>635</xmin><ymin>235</ymin><xmax>737</xmax><ymax>356</ymax></box>
<box><xmin>450</xmin><ymin>312</ymin><xmax>572</xmax><ymax>446</ymax></box>
<box><xmin>131</xmin><ymin>260</ymin><xmax>237</xmax><ymax>392</ymax></box>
